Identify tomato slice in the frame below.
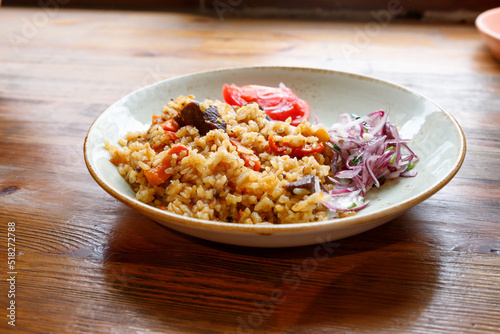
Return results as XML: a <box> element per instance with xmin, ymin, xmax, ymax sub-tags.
<box><xmin>222</xmin><ymin>83</ymin><xmax>310</xmax><ymax>126</ymax></box>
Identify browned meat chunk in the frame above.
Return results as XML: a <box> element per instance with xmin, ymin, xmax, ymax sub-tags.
<box><xmin>285</xmin><ymin>175</ymin><xmax>322</xmax><ymax>194</ymax></box>
<box><xmin>174</xmin><ymin>101</ymin><xmax>227</xmax><ymax>136</ymax></box>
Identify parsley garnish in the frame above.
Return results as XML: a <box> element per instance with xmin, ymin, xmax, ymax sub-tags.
<box><xmin>352</xmin><ymin>155</ymin><xmax>362</xmax><ymax>166</ymax></box>
<box><xmin>347</xmin><ymin>203</ymin><xmax>357</xmax><ymax>210</ymax></box>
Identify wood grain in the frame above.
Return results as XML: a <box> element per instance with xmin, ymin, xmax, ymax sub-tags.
<box><xmin>0</xmin><ymin>7</ymin><xmax>499</xmax><ymax>334</ymax></box>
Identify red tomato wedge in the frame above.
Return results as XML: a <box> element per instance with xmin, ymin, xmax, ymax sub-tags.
<box><xmin>222</xmin><ymin>83</ymin><xmax>311</xmax><ymax>126</ymax></box>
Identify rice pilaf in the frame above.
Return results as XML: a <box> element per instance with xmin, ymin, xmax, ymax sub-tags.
<box><xmin>106</xmin><ymin>95</ymin><xmax>333</xmax><ymax>224</ymax></box>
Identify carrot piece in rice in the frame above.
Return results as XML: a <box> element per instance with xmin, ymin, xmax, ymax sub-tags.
<box><xmin>145</xmin><ymin>143</ymin><xmax>189</xmax><ymax>186</ymax></box>
<box><xmin>230</xmin><ymin>139</ymin><xmax>261</xmax><ymax>171</ymax></box>
<box><xmin>160</xmin><ymin>119</ymin><xmax>179</xmax><ymax>132</ymax></box>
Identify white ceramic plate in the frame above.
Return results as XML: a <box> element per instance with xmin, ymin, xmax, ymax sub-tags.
<box><xmin>84</xmin><ymin>66</ymin><xmax>466</xmax><ymax>247</ymax></box>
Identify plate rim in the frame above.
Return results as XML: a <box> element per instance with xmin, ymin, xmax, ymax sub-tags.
<box><xmin>83</xmin><ymin>65</ymin><xmax>467</xmax><ymax>235</ymax></box>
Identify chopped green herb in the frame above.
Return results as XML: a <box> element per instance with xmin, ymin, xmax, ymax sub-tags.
<box><xmin>333</xmin><ymin>143</ymin><xmax>341</xmax><ymax>151</ymax></box>
<box><xmin>351</xmin><ymin>155</ymin><xmax>362</xmax><ymax>166</ymax></box>
<box><xmin>385</xmin><ymin>146</ymin><xmax>393</xmax><ymax>151</ymax></box>
<box><xmin>347</xmin><ymin>203</ymin><xmax>357</xmax><ymax>210</ymax></box>
<box><xmin>390</xmin><ymin>154</ymin><xmax>396</xmax><ymax>164</ymax></box>
<box><xmin>351</xmin><ymin>113</ymin><xmax>361</xmax><ymax>120</ymax></box>
<box><xmin>362</xmin><ymin>198</ymin><xmax>366</xmax><ymax>203</ymax></box>
<box><xmin>406</xmin><ymin>161</ymin><xmax>415</xmax><ymax>171</ymax></box>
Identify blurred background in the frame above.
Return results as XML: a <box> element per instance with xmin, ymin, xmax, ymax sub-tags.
<box><xmin>2</xmin><ymin>0</ymin><xmax>498</xmax><ymax>23</ymax></box>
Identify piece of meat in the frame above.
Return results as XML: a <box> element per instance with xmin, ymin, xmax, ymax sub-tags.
<box><xmin>285</xmin><ymin>175</ymin><xmax>321</xmax><ymax>194</ymax></box>
<box><xmin>175</xmin><ymin>101</ymin><xmax>227</xmax><ymax>136</ymax></box>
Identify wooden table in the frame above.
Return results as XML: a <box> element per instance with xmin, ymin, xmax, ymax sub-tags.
<box><xmin>1</xmin><ymin>7</ymin><xmax>499</xmax><ymax>333</ymax></box>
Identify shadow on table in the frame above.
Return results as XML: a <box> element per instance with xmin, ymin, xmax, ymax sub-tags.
<box><xmin>98</xmin><ymin>208</ymin><xmax>439</xmax><ymax>332</ymax></box>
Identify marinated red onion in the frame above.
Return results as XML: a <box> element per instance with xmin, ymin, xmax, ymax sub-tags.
<box><xmin>322</xmin><ymin>110</ymin><xmax>418</xmax><ymax>214</ymax></box>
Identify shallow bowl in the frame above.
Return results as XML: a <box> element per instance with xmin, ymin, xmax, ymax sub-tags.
<box><xmin>84</xmin><ymin>66</ymin><xmax>466</xmax><ymax>247</ymax></box>
<box><xmin>476</xmin><ymin>7</ymin><xmax>500</xmax><ymax>61</ymax></box>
